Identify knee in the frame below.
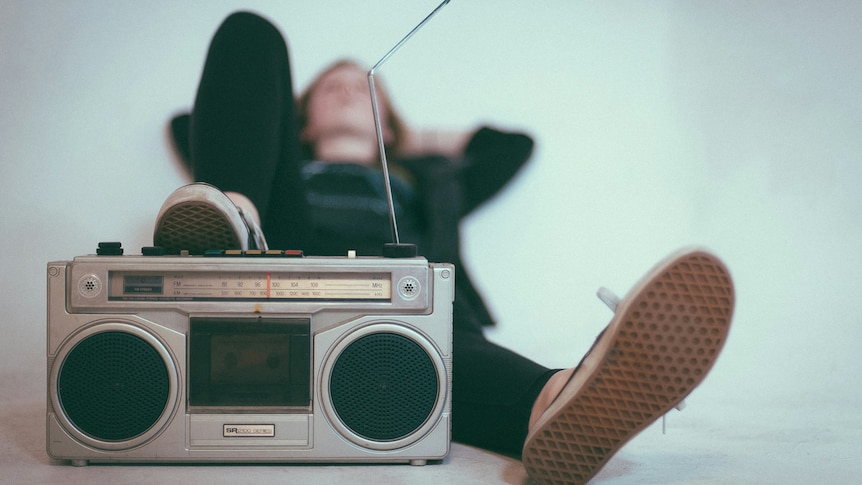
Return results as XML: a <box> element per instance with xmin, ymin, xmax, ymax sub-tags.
<box><xmin>215</xmin><ymin>11</ymin><xmax>287</xmax><ymax>50</ymax></box>
<box><xmin>221</xmin><ymin>11</ymin><xmax>275</xmax><ymax>31</ymax></box>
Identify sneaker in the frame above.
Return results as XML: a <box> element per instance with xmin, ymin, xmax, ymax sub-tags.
<box><xmin>153</xmin><ymin>183</ymin><xmax>268</xmax><ymax>254</ymax></box>
<box><xmin>522</xmin><ymin>248</ymin><xmax>735</xmax><ymax>485</ymax></box>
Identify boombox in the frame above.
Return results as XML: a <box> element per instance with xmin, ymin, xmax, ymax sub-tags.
<box><xmin>46</xmin><ymin>250</ymin><xmax>454</xmax><ymax>466</ymax></box>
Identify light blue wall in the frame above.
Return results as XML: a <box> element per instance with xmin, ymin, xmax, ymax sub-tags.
<box><xmin>2</xmin><ymin>0</ymin><xmax>860</xmax><ymax>409</ymax></box>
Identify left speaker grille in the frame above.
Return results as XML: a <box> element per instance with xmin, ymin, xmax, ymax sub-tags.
<box><xmin>57</xmin><ymin>331</ymin><xmax>170</xmax><ymax>442</ymax></box>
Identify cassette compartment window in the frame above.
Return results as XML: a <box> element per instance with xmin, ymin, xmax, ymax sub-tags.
<box><xmin>189</xmin><ymin>317</ymin><xmax>310</xmax><ymax>409</ymax></box>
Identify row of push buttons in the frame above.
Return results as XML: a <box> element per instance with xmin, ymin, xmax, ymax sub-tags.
<box><xmin>96</xmin><ymin>242</ymin><xmax>304</xmax><ymax>257</ymax></box>
<box><xmin>203</xmin><ymin>249</ymin><xmax>304</xmax><ymax>257</ymax></box>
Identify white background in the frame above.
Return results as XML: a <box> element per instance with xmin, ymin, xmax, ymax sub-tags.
<box><xmin>2</xmin><ymin>1</ymin><xmax>861</xmax><ymax>482</ymax></box>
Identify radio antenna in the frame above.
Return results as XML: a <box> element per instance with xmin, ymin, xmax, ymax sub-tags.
<box><xmin>369</xmin><ymin>0</ymin><xmax>451</xmax><ymax>258</ymax></box>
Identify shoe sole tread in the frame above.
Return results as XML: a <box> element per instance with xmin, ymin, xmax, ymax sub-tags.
<box><xmin>523</xmin><ymin>249</ymin><xmax>734</xmax><ymax>485</ymax></box>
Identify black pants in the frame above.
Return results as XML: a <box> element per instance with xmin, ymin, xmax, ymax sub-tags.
<box><xmin>189</xmin><ymin>11</ymin><xmax>556</xmax><ymax>457</ymax></box>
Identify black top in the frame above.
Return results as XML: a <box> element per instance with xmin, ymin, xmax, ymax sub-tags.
<box><xmin>171</xmin><ymin>115</ymin><xmax>534</xmax><ymax>326</ymax></box>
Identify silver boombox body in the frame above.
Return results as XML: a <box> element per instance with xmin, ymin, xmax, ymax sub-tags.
<box><xmin>46</xmin><ymin>253</ymin><xmax>454</xmax><ymax>466</ymax></box>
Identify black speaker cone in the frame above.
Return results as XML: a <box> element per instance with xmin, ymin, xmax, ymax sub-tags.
<box><xmin>57</xmin><ymin>331</ymin><xmax>170</xmax><ymax>442</ymax></box>
<box><xmin>329</xmin><ymin>332</ymin><xmax>438</xmax><ymax>442</ymax></box>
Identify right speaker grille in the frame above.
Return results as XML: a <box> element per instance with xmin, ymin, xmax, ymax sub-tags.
<box><xmin>329</xmin><ymin>332</ymin><xmax>439</xmax><ymax>442</ymax></box>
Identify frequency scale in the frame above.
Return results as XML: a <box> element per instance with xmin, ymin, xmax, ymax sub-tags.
<box><xmin>111</xmin><ymin>269</ymin><xmax>392</xmax><ymax>301</ymax></box>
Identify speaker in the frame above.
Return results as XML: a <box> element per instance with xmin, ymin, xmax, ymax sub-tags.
<box><xmin>48</xmin><ymin>321</ymin><xmax>180</xmax><ymax>451</ymax></box>
<box><xmin>321</xmin><ymin>323</ymin><xmax>447</xmax><ymax>451</ymax></box>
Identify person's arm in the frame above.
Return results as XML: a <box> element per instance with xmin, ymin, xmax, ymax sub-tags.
<box><xmin>399</xmin><ymin>125</ymin><xmax>535</xmax><ymax>216</ymax></box>
<box><xmin>460</xmin><ymin>126</ymin><xmax>534</xmax><ymax>216</ymax></box>
<box><xmin>400</xmin><ymin>127</ymin><xmax>474</xmax><ymax>159</ymax></box>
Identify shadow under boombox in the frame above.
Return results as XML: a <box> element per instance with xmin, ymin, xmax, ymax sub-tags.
<box><xmin>46</xmin><ymin>251</ymin><xmax>453</xmax><ymax>466</ymax></box>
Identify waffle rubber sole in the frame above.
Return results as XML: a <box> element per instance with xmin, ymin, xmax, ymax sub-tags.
<box><xmin>153</xmin><ymin>184</ymin><xmax>249</xmax><ymax>255</ymax></box>
<box><xmin>154</xmin><ymin>202</ymin><xmax>242</xmax><ymax>254</ymax></box>
<box><xmin>522</xmin><ymin>248</ymin><xmax>735</xmax><ymax>485</ymax></box>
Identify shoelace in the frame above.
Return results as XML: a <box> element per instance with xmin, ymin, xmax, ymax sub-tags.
<box><xmin>596</xmin><ymin>287</ymin><xmax>686</xmax><ymax>435</ymax></box>
<box><xmin>237</xmin><ymin>207</ymin><xmax>268</xmax><ymax>251</ymax></box>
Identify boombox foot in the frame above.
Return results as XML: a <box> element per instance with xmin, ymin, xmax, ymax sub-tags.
<box><xmin>409</xmin><ymin>459</ymin><xmax>428</xmax><ymax>466</ymax></box>
<box><xmin>70</xmin><ymin>459</ymin><xmax>88</xmax><ymax>467</ymax></box>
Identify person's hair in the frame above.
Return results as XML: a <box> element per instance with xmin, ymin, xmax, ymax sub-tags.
<box><xmin>296</xmin><ymin>59</ymin><xmax>407</xmax><ymax>161</ymax></box>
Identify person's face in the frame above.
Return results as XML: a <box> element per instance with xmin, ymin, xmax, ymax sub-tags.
<box><xmin>301</xmin><ymin>63</ymin><xmax>391</xmax><ymax>144</ymax></box>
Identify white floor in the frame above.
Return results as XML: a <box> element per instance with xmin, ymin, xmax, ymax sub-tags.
<box><xmin>3</xmin><ymin>1</ymin><xmax>862</xmax><ymax>483</ymax></box>
<box><xmin>4</xmin><ymin>379</ymin><xmax>861</xmax><ymax>484</ymax></box>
